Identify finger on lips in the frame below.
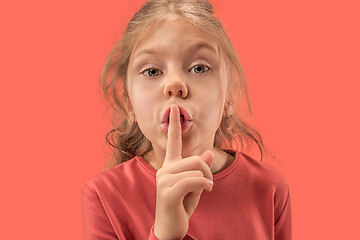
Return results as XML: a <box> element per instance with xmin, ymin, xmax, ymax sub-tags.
<box><xmin>164</xmin><ymin>104</ymin><xmax>182</xmax><ymax>162</ymax></box>
<box><xmin>163</xmin><ymin>104</ymin><xmax>213</xmax><ymax>183</ymax></box>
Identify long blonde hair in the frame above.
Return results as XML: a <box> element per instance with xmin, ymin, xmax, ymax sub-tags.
<box><xmin>101</xmin><ymin>0</ymin><xmax>268</xmax><ymax>169</ymax></box>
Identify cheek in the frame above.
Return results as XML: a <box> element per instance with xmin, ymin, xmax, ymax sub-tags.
<box><xmin>128</xmin><ymin>83</ymin><xmax>160</xmax><ymax>132</ymax></box>
<box><xmin>129</xmin><ymin>94</ymin><xmax>154</xmax><ymax>140</ymax></box>
<box><xmin>131</xmin><ymin>94</ymin><xmax>153</xmax><ymax>120</ymax></box>
<box><xmin>197</xmin><ymin>83</ymin><xmax>227</xmax><ymax>129</ymax></box>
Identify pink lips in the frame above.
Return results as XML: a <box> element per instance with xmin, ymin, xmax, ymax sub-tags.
<box><xmin>160</xmin><ymin>105</ymin><xmax>193</xmax><ymax>134</ymax></box>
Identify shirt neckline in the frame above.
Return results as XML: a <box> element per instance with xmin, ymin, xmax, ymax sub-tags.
<box><xmin>135</xmin><ymin>151</ymin><xmax>242</xmax><ymax>182</ymax></box>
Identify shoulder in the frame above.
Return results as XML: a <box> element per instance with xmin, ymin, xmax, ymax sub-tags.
<box><xmin>238</xmin><ymin>152</ymin><xmax>289</xmax><ymax>196</ymax></box>
<box><xmin>81</xmin><ymin>157</ymin><xmax>145</xmax><ymax>195</ymax></box>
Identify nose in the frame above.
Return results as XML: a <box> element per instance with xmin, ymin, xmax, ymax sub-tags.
<box><xmin>163</xmin><ymin>73</ymin><xmax>188</xmax><ymax>98</ymax></box>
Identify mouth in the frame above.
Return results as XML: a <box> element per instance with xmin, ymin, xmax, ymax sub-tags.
<box><xmin>168</xmin><ymin>113</ymin><xmax>184</xmax><ymax>123</ymax></box>
<box><xmin>161</xmin><ymin>105</ymin><xmax>193</xmax><ymax>134</ymax></box>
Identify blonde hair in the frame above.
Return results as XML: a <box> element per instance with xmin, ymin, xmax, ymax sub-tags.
<box><xmin>101</xmin><ymin>0</ymin><xmax>268</xmax><ymax>169</ymax></box>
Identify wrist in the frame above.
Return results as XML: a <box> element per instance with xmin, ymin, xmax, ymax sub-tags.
<box><xmin>153</xmin><ymin>223</ymin><xmax>184</xmax><ymax>240</ymax></box>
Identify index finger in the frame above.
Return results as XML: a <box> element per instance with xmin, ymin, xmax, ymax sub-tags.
<box><xmin>164</xmin><ymin>104</ymin><xmax>182</xmax><ymax>162</ymax></box>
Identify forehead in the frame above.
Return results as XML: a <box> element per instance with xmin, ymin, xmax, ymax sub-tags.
<box><xmin>131</xmin><ymin>19</ymin><xmax>220</xmax><ymax>59</ymax></box>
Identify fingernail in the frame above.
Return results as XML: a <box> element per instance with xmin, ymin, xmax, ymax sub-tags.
<box><xmin>207</xmin><ymin>180</ymin><xmax>214</xmax><ymax>191</ymax></box>
<box><xmin>208</xmin><ymin>180</ymin><xmax>214</xmax><ymax>186</ymax></box>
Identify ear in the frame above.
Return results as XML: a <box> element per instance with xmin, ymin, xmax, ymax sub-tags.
<box><xmin>224</xmin><ymin>82</ymin><xmax>235</xmax><ymax>116</ymax></box>
<box><xmin>223</xmin><ymin>60</ymin><xmax>235</xmax><ymax>116</ymax></box>
<box><xmin>124</xmin><ymin>98</ymin><xmax>136</xmax><ymax>122</ymax></box>
<box><xmin>224</xmin><ymin>98</ymin><xmax>234</xmax><ymax>116</ymax></box>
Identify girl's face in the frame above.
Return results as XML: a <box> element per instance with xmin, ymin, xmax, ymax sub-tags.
<box><xmin>126</xmin><ymin>19</ymin><xmax>229</xmax><ymax>159</ymax></box>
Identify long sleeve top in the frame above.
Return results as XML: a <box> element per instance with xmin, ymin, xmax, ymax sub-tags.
<box><xmin>81</xmin><ymin>151</ymin><xmax>292</xmax><ymax>239</ymax></box>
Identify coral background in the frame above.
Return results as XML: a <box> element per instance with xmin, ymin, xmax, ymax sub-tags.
<box><xmin>1</xmin><ymin>0</ymin><xmax>359</xmax><ymax>239</ymax></box>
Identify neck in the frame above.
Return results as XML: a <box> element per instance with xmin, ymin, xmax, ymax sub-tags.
<box><xmin>143</xmin><ymin>147</ymin><xmax>234</xmax><ymax>174</ymax></box>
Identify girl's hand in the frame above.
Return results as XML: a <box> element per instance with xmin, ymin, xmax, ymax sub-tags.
<box><xmin>153</xmin><ymin>104</ymin><xmax>214</xmax><ymax>240</ymax></box>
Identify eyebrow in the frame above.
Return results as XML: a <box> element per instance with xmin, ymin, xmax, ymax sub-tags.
<box><xmin>132</xmin><ymin>41</ymin><xmax>218</xmax><ymax>59</ymax></box>
<box><xmin>194</xmin><ymin>42</ymin><xmax>218</xmax><ymax>54</ymax></box>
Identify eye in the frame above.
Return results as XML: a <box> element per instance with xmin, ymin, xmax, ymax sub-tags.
<box><xmin>190</xmin><ymin>64</ymin><xmax>210</xmax><ymax>74</ymax></box>
<box><xmin>143</xmin><ymin>68</ymin><xmax>162</xmax><ymax>77</ymax></box>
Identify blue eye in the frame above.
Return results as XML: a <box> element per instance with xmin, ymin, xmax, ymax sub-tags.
<box><xmin>190</xmin><ymin>64</ymin><xmax>210</xmax><ymax>74</ymax></box>
<box><xmin>143</xmin><ymin>68</ymin><xmax>162</xmax><ymax>77</ymax></box>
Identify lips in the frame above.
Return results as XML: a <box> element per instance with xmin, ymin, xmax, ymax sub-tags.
<box><xmin>161</xmin><ymin>105</ymin><xmax>193</xmax><ymax>134</ymax></box>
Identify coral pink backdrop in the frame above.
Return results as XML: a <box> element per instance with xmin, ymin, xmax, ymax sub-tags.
<box><xmin>1</xmin><ymin>0</ymin><xmax>359</xmax><ymax>239</ymax></box>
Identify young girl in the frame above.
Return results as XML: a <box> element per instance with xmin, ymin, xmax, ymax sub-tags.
<box><xmin>81</xmin><ymin>0</ymin><xmax>292</xmax><ymax>239</ymax></box>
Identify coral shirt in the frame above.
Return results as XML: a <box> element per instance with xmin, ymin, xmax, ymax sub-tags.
<box><xmin>81</xmin><ymin>152</ymin><xmax>292</xmax><ymax>239</ymax></box>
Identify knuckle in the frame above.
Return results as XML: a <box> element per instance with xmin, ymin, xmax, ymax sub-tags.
<box><xmin>197</xmin><ymin>159</ymin><xmax>206</xmax><ymax>171</ymax></box>
<box><xmin>156</xmin><ymin>174</ymin><xmax>170</xmax><ymax>188</ymax></box>
<box><xmin>156</xmin><ymin>168</ymin><xmax>165</xmax><ymax>179</ymax></box>
<box><xmin>157</xmin><ymin>188</ymin><xmax>169</xmax><ymax>200</ymax></box>
<box><xmin>193</xmin><ymin>156</ymin><xmax>203</xmax><ymax>168</ymax></box>
<box><xmin>156</xmin><ymin>178</ymin><xmax>165</xmax><ymax>187</ymax></box>
<box><xmin>194</xmin><ymin>170</ymin><xmax>204</xmax><ymax>177</ymax></box>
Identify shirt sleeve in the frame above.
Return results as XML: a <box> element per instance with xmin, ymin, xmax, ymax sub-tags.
<box><xmin>81</xmin><ymin>183</ymin><xmax>120</xmax><ymax>240</ymax></box>
<box><xmin>274</xmin><ymin>188</ymin><xmax>292</xmax><ymax>240</ymax></box>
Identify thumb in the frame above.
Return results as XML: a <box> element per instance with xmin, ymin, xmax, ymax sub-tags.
<box><xmin>200</xmin><ymin>150</ymin><xmax>214</xmax><ymax>170</ymax></box>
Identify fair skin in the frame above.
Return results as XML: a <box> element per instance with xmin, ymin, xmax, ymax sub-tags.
<box><xmin>126</xmin><ymin>18</ymin><xmax>234</xmax><ymax>239</ymax></box>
